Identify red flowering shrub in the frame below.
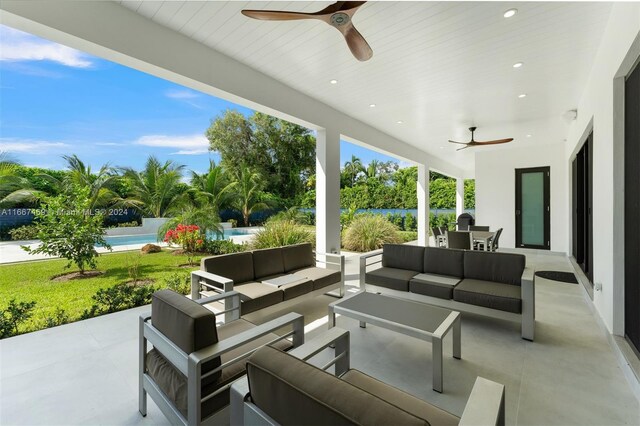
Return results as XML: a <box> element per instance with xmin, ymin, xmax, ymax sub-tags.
<box><xmin>163</xmin><ymin>224</ymin><xmax>204</xmax><ymax>253</ymax></box>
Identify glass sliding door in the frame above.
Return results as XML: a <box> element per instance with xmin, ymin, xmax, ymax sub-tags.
<box><xmin>516</xmin><ymin>167</ymin><xmax>550</xmax><ymax>250</ymax></box>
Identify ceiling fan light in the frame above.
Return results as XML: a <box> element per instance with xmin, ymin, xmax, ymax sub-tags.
<box><xmin>503</xmin><ymin>9</ymin><xmax>518</xmax><ymax>18</ymax></box>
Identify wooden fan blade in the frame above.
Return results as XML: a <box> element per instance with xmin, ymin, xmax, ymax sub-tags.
<box><xmin>320</xmin><ymin>2</ymin><xmax>367</xmax><ymax>15</ymax></box>
<box><xmin>338</xmin><ymin>22</ymin><xmax>373</xmax><ymax>61</ymax></box>
<box><xmin>241</xmin><ymin>10</ymin><xmax>319</xmax><ymax>21</ymax></box>
<box><xmin>474</xmin><ymin>138</ymin><xmax>514</xmax><ymax>145</ymax></box>
<box><xmin>448</xmin><ymin>140</ymin><xmax>469</xmax><ymax>145</ymax></box>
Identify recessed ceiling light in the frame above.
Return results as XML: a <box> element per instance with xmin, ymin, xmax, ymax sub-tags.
<box><xmin>330</xmin><ymin>79</ymin><xmax>338</xmax><ymax>84</ymax></box>
<box><xmin>396</xmin><ymin>120</ymin><xmax>403</xmax><ymax>124</ymax></box>
<box><xmin>518</xmin><ymin>93</ymin><xmax>527</xmax><ymax>98</ymax></box>
<box><xmin>526</xmin><ymin>134</ymin><xmax>532</xmax><ymax>138</ymax></box>
<box><xmin>503</xmin><ymin>8</ymin><xmax>517</xmax><ymax>18</ymax></box>
<box><xmin>369</xmin><ymin>103</ymin><xmax>376</xmax><ymax>108</ymax></box>
<box><xmin>513</xmin><ymin>62</ymin><xmax>523</xmax><ymax>68</ymax></box>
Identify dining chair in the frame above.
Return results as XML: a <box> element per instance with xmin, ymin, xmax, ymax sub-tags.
<box><xmin>469</xmin><ymin>225</ymin><xmax>490</xmax><ymax>231</ymax></box>
<box><xmin>445</xmin><ymin>231</ymin><xmax>473</xmax><ymax>250</ymax></box>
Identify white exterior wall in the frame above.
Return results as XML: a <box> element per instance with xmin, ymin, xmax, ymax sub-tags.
<box><xmin>564</xmin><ymin>3</ymin><xmax>640</xmax><ymax>334</ymax></box>
<box><xmin>475</xmin><ymin>143</ymin><xmax>568</xmax><ymax>253</ymax></box>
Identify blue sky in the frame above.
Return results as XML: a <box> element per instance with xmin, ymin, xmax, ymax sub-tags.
<box><xmin>0</xmin><ymin>25</ymin><xmax>403</xmax><ymax>174</ymax></box>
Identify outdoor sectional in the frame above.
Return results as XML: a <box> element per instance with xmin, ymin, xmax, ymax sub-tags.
<box><xmin>192</xmin><ymin>243</ymin><xmax>344</xmax><ymax>315</ymax></box>
<box><xmin>360</xmin><ymin>244</ymin><xmax>535</xmax><ymax>340</ymax></box>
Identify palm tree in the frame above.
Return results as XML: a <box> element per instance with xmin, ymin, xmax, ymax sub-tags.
<box><xmin>233</xmin><ymin>165</ymin><xmax>269</xmax><ymax>227</ymax></box>
<box><xmin>343</xmin><ymin>155</ymin><xmax>364</xmax><ymax>186</ymax></box>
<box><xmin>0</xmin><ymin>152</ymin><xmax>46</xmax><ymax>206</ymax></box>
<box><xmin>366</xmin><ymin>159</ymin><xmax>380</xmax><ymax>178</ymax></box>
<box><xmin>190</xmin><ymin>160</ymin><xmax>236</xmax><ymax>214</ymax></box>
<box><xmin>157</xmin><ymin>204</ymin><xmax>223</xmax><ymax>241</ymax></box>
<box><xmin>121</xmin><ymin>156</ymin><xmax>187</xmax><ymax>218</ymax></box>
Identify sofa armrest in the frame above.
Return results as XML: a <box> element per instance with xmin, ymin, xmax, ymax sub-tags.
<box><xmin>289</xmin><ymin>327</ymin><xmax>350</xmax><ymax>377</ymax></box>
<box><xmin>459</xmin><ymin>377</ymin><xmax>505</xmax><ymax>426</ymax></box>
<box><xmin>191</xmin><ymin>269</ymin><xmax>234</xmax><ymax>300</ymax></box>
<box><xmin>521</xmin><ymin>267</ymin><xmax>535</xmax><ymax>341</ymax></box>
<box><xmin>359</xmin><ymin>249</ymin><xmax>383</xmax><ymax>287</ymax></box>
<box><xmin>315</xmin><ymin>252</ymin><xmax>346</xmax><ymax>296</ymax></box>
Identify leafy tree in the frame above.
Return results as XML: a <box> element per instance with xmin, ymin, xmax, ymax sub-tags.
<box><xmin>0</xmin><ymin>299</ymin><xmax>37</xmax><ymax>338</ymax></box>
<box><xmin>23</xmin><ymin>186</ymin><xmax>112</xmax><ymax>274</ymax></box>
<box><xmin>121</xmin><ymin>156</ymin><xmax>187</xmax><ymax>218</ymax></box>
<box><xmin>465</xmin><ymin>179</ymin><xmax>476</xmax><ymax>209</ymax></box>
<box><xmin>232</xmin><ymin>165</ymin><xmax>269</xmax><ymax>226</ymax></box>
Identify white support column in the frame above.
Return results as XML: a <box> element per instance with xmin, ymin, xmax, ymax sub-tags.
<box><xmin>456</xmin><ymin>178</ymin><xmax>465</xmax><ymax>218</ymax></box>
<box><xmin>417</xmin><ymin>164</ymin><xmax>430</xmax><ymax>246</ymax></box>
<box><xmin>316</xmin><ymin>129</ymin><xmax>341</xmax><ymax>254</ymax></box>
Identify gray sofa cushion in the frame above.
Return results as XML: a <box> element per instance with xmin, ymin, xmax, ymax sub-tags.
<box><xmin>292</xmin><ymin>266</ymin><xmax>341</xmax><ymax>290</ymax></box>
<box><xmin>453</xmin><ymin>279</ymin><xmax>522</xmax><ymax>313</ymax></box>
<box><xmin>252</xmin><ymin>247</ymin><xmax>285</xmax><ymax>280</ymax></box>
<box><xmin>151</xmin><ymin>290</ymin><xmax>221</xmax><ymax>383</ymax></box>
<box><xmin>282</xmin><ymin>243</ymin><xmax>314</xmax><ymax>272</ymax></box>
<box><xmin>423</xmin><ymin>247</ymin><xmax>465</xmax><ymax>278</ymax></box>
<box><xmin>146</xmin><ymin>318</ymin><xmax>291</xmax><ymax>421</ymax></box>
<box><xmin>410</xmin><ymin>273</ymin><xmax>461</xmax><ymax>299</ymax></box>
<box><xmin>201</xmin><ymin>252</ymin><xmax>255</xmax><ymax>284</ymax></box>
<box><xmin>235</xmin><ymin>282</ymin><xmax>284</xmax><ymax>315</ymax></box>
<box><xmin>463</xmin><ymin>251</ymin><xmax>526</xmax><ymax>286</ymax></box>
<box><xmin>342</xmin><ymin>369</ymin><xmax>459</xmax><ymax>425</ymax></box>
<box><xmin>259</xmin><ymin>275</ymin><xmax>314</xmax><ymax>301</ymax></box>
<box><xmin>247</xmin><ymin>346</ymin><xmax>428</xmax><ymax>426</ymax></box>
<box><xmin>382</xmin><ymin>244</ymin><xmax>424</xmax><ymax>272</ymax></box>
<box><xmin>366</xmin><ymin>267</ymin><xmax>418</xmax><ymax>292</ymax></box>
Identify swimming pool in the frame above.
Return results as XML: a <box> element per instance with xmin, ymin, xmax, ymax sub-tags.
<box><xmin>101</xmin><ymin>228</ymin><xmax>255</xmax><ymax>247</ymax></box>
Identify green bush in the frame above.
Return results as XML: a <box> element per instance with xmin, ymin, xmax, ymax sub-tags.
<box><xmin>430</xmin><ymin>212</ymin><xmax>456</xmax><ymax>231</ymax></box>
<box><xmin>80</xmin><ymin>283</ymin><xmax>156</xmax><ymax>319</ymax></box>
<box><xmin>398</xmin><ymin>231</ymin><xmax>418</xmax><ymax>242</ymax></box>
<box><xmin>201</xmin><ymin>239</ymin><xmax>246</xmax><ymax>255</ymax></box>
<box><xmin>343</xmin><ymin>215</ymin><xmax>402</xmax><ymax>252</ymax></box>
<box><xmin>43</xmin><ymin>307</ymin><xmax>69</xmax><ymax>328</ymax></box>
<box><xmin>162</xmin><ymin>271</ymin><xmax>190</xmax><ymax>295</ymax></box>
<box><xmin>251</xmin><ymin>220</ymin><xmax>314</xmax><ymax>249</ymax></box>
<box><xmin>8</xmin><ymin>224</ymin><xmax>39</xmax><ymax>241</ymax></box>
<box><xmin>404</xmin><ymin>212</ymin><xmax>417</xmax><ymax>231</ymax></box>
<box><xmin>1</xmin><ymin>299</ymin><xmax>37</xmax><ymax>338</ymax></box>
<box><xmin>386</xmin><ymin>213</ymin><xmax>405</xmax><ymax>230</ymax></box>
<box><xmin>115</xmin><ymin>221</ymin><xmax>140</xmax><ymax>228</ymax></box>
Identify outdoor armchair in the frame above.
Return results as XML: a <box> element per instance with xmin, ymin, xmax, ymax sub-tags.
<box><xmin>139</xmin><ymin>289</ymin><xmax>305</xmax><ymax>426</ymax></box>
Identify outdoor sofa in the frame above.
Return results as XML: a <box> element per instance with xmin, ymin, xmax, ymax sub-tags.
<box><xmin>193</xmin><ymin>243</ymin><xmax>344</xmax><ymax>315</ymax></box>
<box><xmin>230</xmin><ymin>328</ymin><xmax>506</xmax><ymax>426</ymax></box>
<box><xmin>360</xmin><ymin>244</ymin><xmax>535</xmax><ymax>340</ymax></box>
<box><xmin>139</xmin><ymin>289</ymin><xmax>305</xmax><ymax>426</ymax></box>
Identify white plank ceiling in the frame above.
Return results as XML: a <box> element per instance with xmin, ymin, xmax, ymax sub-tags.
<box><xmin>117</xmin><ymin>1</ymin><xmax>612</xmax><ymax>171</ymax></box>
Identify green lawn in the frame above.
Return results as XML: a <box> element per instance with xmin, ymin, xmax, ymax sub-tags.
<box><xmin>0</xmin><ymin>250</ymin><xmax>200</xmax><ymax>333</ymax></box>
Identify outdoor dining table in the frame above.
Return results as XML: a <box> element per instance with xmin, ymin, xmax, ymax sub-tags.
<box><xmin>467</xmin><ymin>230</ymin><xmax>495</xmax><ymax>251</ymax></box>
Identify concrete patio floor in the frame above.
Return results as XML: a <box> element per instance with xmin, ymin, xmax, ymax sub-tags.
<box><xmin>1</xmin><ymin>250</ymin><xmax>638</xmax><ymax>425</ymax></box>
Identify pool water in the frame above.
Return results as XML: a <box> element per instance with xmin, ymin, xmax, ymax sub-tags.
<box><xmin>101</xmin><ymin>228</ymin><xmax>254</xmax><ymax>247</ymax></box>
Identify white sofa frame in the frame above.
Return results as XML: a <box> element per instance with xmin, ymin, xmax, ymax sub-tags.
<box><xmin>360</xmin><ymin>249</ymin><xmax>536</xmax><ymax>341</ymax></box>
<box><xmin>192</xmin><ymin>251</ymin><xmax>345</xmax><ymax>317</ymax></box>
<box><xmin>230</xmin><ymin>328</ymin><xmax>506</xmax><ymax>426</ymax></box>
<box><xmin>139</xmin><ymin>291</ymin><xmax>305</xmax><ymax>426</ymax></box>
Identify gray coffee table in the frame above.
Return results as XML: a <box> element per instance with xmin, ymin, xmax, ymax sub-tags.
<box><xmin>328</xmin><ymin>291</ymin><xmax>461</xmax><ymax>393</ymax></box>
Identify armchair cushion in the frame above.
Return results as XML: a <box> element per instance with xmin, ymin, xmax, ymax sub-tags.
<box><xmin>381</xmin><ymin>244</ymin><xmax>424</xmax><ymax>272</ymax></box>
<box><xmin>342</xmin><ymin>369</ymin><xmax>459</xmax><ymax>426</ymax></box>
<box><xmin>463</xmin><ymin>251</ymin><xmax>525</xmax><ymax>286</ymax></box>
<box><xmin>366</xmin><ymin>267</ymin><xmax>418</xmax><ymax>292</ymax></box>
<box><xmin>151</xmin><ymin>290</ymin><xmax>221</xmax><ymax>384</ymax></box>
<box><xmin>423</xmin><ymin>247</ymin><xmax>465</xmax><ymax>278</ymax></box>
<box><xmin>201</xmin><ymin>252</ymin><xmax>255</xmax><ymax>284</ymax></box>
<box><xmin>235</xmin><ymin>282</ymin><xmax>284</xmax><ymax>315</ymax></box>
<box><xmin>252</xmin><ymin>247</ymin><xmax>285</xmax><ymax>280</ymax></box>
<box><xmin>281</xmin><ymin>243</ymin><xmax>314</xmax><ymax>272</ymax></box>
<box><xmin>454</xmin><ymin>279</ymin><xmax>522</xmax><ymax>313</ymax></box>
<box><xmin>292</xmin><ymin>266</ymin><xmax>341</xmax><ymax>290</ymax></box>
<box><xmin>247</xmin><ymin>346</ymin><xmax>427</xmax><ymax>425</ymax></box>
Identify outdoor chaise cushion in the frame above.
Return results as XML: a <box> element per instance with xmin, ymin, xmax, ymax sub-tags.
<box><xmin>410</xmin><ymin>273</ymin><xmax>461</xmax><ymax>299</ymax></box>
<box><xmin>342</xmin><ymin>369</ymin><xmax>459</xmax><ymax>426</ymax></box>
<box><xmin>423</xmin><ymin>247</ymin><xmax>465</xmax><ymax>278</ymax></box>
<box><xmin>252</xmin><ymin>247</ymin><xmax>285</xmax><ymax>279</ymax></box>
<box><xmin>366</xmin><ymin>267</ymin><xmax>419</xmax><ymax>292</ymax></box>
<box><xmin>246</xmin><ymin>345</ymin><xmax>429</xmax><ymax>426</ymax></box>
<box><xmin>201</xmin><ymin>252</ymin><xmax>255</xmax><ymax>285</ymax></box>
<box><xmin>292</xmin><ymin>266</ymin><xmax>341</xmax><ymax>291</ymax></box>
<box><xmin>381</xmin><ymin>244</ymin><xmax>424</xmax><ymax>272</ymax></box>
<box><xmin>281</xmin><ymin>243</ymin><xmax>314</xmax><ymax>272</ymax></box>
<box><xmin>234</xmin><ymin>282</ymin><xmax>284</xmax><ymax>315</ymax></box>
<box><xmin>453</xmin><ymin>279</ymin><xmax>522</xmax><ymax>313</ymax></box>
<box><xmin>463</xmin><ymin>251</ymin><xmax>525</xmax><ymax>286</ymax></box>
<box><xmin>146</xmin><ymin>318</ymin><xmax>291</xmax><ymax>420</ymax></box>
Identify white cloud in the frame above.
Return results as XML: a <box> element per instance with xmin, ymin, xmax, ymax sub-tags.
<box><xmin>0</xmin><ymin>138</ymin><xmax>69</xmax><ymax>153</ymax></box>
<box><xmin>165</xmin><ymin>89</ymin><xmax>201</xmax><ymax>100</ymax></box>
<box><xmin>134</xmin><ymin>134</ymin><xmax>209</xmax><ymax>155</ymax></box>
<box><xmin>0</xmin><ymin>25</ymin><xmax>93</xmax><ymax>68</ymax></box>
<box><xmin>95</xmin><ymin>142</ymin><xmax>124</xmax><ymax>146</ymax></box>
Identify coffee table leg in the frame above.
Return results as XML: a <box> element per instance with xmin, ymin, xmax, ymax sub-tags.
<box><xmin>359</xmin><ymin>321</ymin><xmax>366</xmax><ymax>328</ymax></box>
<box><xmin>453</xmin><ymin>316</ymin><xmax>461</xmax><ymax>360</ymax></box>
<box><xmin>432</xmin><ymin>336</ymin><xmax>443</xmax><ymax>393</ymax></box>
<box><xmin>328</xmin><ymin>307</ymin><xmax>336</xmax><ymax>329</ymax></box>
